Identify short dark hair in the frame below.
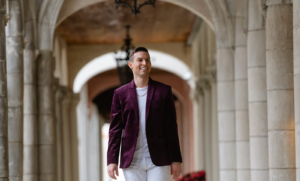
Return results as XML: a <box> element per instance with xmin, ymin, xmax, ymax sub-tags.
<box><xmin>129</xmin><ymin>47</ymin><xmax>149</xmax><ymax>62</ymax></box>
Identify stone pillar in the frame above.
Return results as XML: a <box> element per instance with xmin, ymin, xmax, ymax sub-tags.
<box><xmin>247</xmin><ymin>1</ymin><xmax>269</xmax><ymax>181</ymax></box>
<box><xmin>234</xmin><ymin>1</ymin><xmax>250</xmax><ymax>180</ymax></box>
<box><xmin>70</xmin><ymin>93</ymin><xmax>79</xmax><ymax>181</ymax></box>
<box><xmin>190</xmin><ymin>88</ymin><xmax>205</xmax><ymax>171</ymax></box>
<box><xmin>210</xmin><ymin>81</ymin><xmax>219</xmax><ymax>181</ymax></box>
<box><xmin>266</xmin><ymin>1</ymin><xmax>295</xmax><ymax>180</ymax></box>
<box><xmin>37</xmin><ymin>50</ymin><xmax>55</xmax><ymax>181</ymax></box>
<box><xmin>217</xmin><ymin>47</ymin><xmax>236</xmax><ymax>181</ymax></box>
<box><xmin>293</xmin><ymin>1</ymin><xmax>300</xmax><ymax>181</ymax></box>
<box><xmin>0</xmin><ymin>0</ymin><xmax>8</xmax><ymax>180</ymax></box>
<box><xmin>6</xmin><ymin>0</ymin><xmax>24</xmax><ymax>180</ymax></box>
<box><xmin>23</xmin><ymin>0</ymin><xmax>38</xmax><ymax>180</ymax></box>
<box><xmin>61</xmin><ymin>90</ymin><xmax>73</xmax><ymax>181</ymax></box>
<box><xmin>55</xmin><ymin>86</ymin><xmax>64</xmax><ymax>181</ymax></box>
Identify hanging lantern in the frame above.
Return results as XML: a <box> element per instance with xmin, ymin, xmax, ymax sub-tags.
<box><xmin>115</xmin><ymin>0</ymin><xmax>156</xmax><ymax>16</ymax></box>
<box><xmin>115</xmin><ymin>25</ymin><xmax>135</xmax><ymax>85</ymax></box>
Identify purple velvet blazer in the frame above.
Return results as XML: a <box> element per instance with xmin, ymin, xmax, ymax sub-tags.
<box><xmin>107</xmin><ymin>78</ymin><xmax>182</xmax><ymax>168</ymax></box>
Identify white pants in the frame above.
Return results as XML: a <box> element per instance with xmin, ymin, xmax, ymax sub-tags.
<box><xmin>122</xmin><ymin>156</ymin><xmax>170</xmax><ymax>181</ymax></box>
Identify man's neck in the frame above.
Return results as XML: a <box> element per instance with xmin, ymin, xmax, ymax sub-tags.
<box><xmin>134</xmin><ymin>76</ymin><xmax>149</xmax><ymax>88</ymax></box>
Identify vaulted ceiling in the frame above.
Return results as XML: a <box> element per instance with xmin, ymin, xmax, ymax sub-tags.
<box><xmin>56</xmin><ymin>0</ymin><xmax>196</xmax><ymax>44</ymax></box>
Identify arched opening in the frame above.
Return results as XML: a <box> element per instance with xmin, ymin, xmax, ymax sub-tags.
<box><xmin>52</xmin><ymin>1</ymin><xmax>220</xmax><ymax>181</ymax></box>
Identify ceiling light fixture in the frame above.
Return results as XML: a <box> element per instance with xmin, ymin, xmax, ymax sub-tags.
<box><xmin>115</xmin><ymin>0</ymin><xmax>156</xmax><ymax>16</ymax></box>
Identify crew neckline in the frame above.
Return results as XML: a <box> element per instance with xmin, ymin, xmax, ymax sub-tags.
<box><xmin>136</xmin><ymin>86</ymin><xmax>148</xmax><ymax>90</ymax></box>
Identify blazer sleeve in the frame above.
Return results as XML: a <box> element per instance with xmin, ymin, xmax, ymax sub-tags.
<box><xmin>165</xmin><ymin>86</ymin><xmax>183</xmax><ymax>163</ymax></box>
<box><xmin>107</xmin><ymin>90</ymin><xmax>123</xmax><ymax>165</ymax></box>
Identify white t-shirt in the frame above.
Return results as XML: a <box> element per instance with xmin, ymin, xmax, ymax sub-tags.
<box><xmin>130</xmin><ymin>86</ymin><xmax>151</xmax><ymax>167</ymax></box>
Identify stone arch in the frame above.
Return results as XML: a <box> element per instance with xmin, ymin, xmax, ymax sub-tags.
<box><xmin>67</xmin><ymin>43</ymin><xmax>193</xmax><ymax>91</ymax></box>
<box><xmin>56</xmin><ymin>0</ymin><xmax>214</xmax><ymax>29</ymax></box>
<box><xmin>73</xmin><ymin>50</ymin><xmax>193</xmax><ymax>93</ymax></box>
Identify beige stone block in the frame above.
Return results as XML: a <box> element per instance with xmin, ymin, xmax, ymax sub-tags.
<box><xmin>251</xmin><ymin>170</ymin><xmax>269</xmax><ymax>181</ymax></box>
<box><xmin>0</xmin><ymin>138</ymin><xmax>8</xmax><ymax>177</ymax></box>
<box><xmin>23</xmin><ymin>115</ymin><xmax>37</xmax><ymax>145</ymax></box>
<box><xmin>5</xmin><ymin>0</ymin><xmax>22</xmax><ymax>37</ymax></box>
<box><xmin>247</xmin><ymin>30</ymin><xmax>266</xmax><ymax>68</ymax></box>
<box><xmin>24</xmin><ymin>85</ymin><xmax>36</xmax><ymax>114</ymax></box>
<box><xmin>23</xmin><ymin>49</ymin><xmax>35</xmax><ymax>84</ymax></box>
<box><xmin>237</xmin><ymin>170</ymin><xmax>250</xmax><ymax>181</ymax></box>
<box><xmin>39</xmin><ymin>145</ymin><xmax>54</xmax><ymax>174</ymax></box>
<box><xmin>234</xmin><ymin>47</ymin><xmax>247</xmax><ymax>80</ymax></box>
<box><xmin>23</xmin><ymin>175</ymin><xmax>38</xmax><ymax>181</ymax></box>
<box><xmin>8</xmin><ymin>177</ymin><xmax>21</xmax><ymax>181</ymax></box>
<box><xmin>39</xmin><ymin>174</ymin><xmax>54</xmax><ymax>181</ymax></box>
<box><xmin>269</xmin><ymin>131</ymin><xmax>295</xmax><ymax>168</ymax></box>
<box><xmin>295</xmin><ymin>123</ymin><xmax>300</xmax><ymax>167</ymax></box>
<box><xmin>38</xmin><ymin>23</ymin><xmax>54</xmax><ymax>51</ymax></box>
<box><xmin>37</xmin><ymin>50</ymin><xmax>53</xmax><ymax>86</ymax></box>
<box><xmin>0</xmin><ymin>100</ymin><xmax>7</xmax><ymax>137</ymax></box>
<box><xmin>294</xmin><ymin>28</ymin><xmax>300</xmax><ymax>75</ymax></box>
<box><xmin>267</xmin><ymin>49</ymin><xmax>293</xmax><ymax>90</ymax></box>
<box><xmin>220</xmin><ymin>170</ymin><xmax>236</xmax><ymax>181</ymax></box>
<box><xmin>268</xmin><ymin>90</ymin><xmax>294</xmax><ymax>130</ymax></box>
<box><xmin>38</xmin><ymin>115</ymin><xmax>54</xmax><ymax>144</ymax></box>
<box><xmin>236</xmin><ymin>111</ymin><xmax>249</xmax><ymax>140</ymax></box>
<box><xmin>297</xmin><ymin>169</ymin><xmax>300</xmax><ymax>181</ymax></box>
<box><xmin>0</xmin><ymin>62</ymin><xmax>6</xmax><ymax>84</ymax></box>
<box><xmin>249</xmin><ymin>102</ymin><xmax>268</xmax><ymax>136</ymax></box>
<box><xmin>218</xmin><ymin>112</ymin><xmax>235</xmax><ymax>141</ymax></box>
<box><xmin>234</xmin><ymin>0</ymin><xmax>246</xmax><ymax>17</ymax></box>
<box><xmin>266</xmin><ymin>5</ymin><xmax>293</xmax><ymax>50</ymax></box>
<box><xmin>266</xmin><ymin>0</ymin><xmax>292</xmax><ymax>6</ymax></box>
<box><xmin>236</xmin><ymin>141</ymin><xmax>250</xmax><ymax>169</ymax></box>
<box><xmin>6</xmin><ymin>37</ymin><xmax>23</xmax><ymax>74</ymax></box>
<box><xmin>217</xmin><ymin>49</ymin><xmax>234</xmax><ymax>81</ymax></box>
<box><xmin>23</xmin><ymin>146</ymin><xmax>38</xmax><ymax>174</ymax></box>
<box><xmin>217</xmin><ymin>82</ymin><xmax>235</xmax><ymax>111</ymax></box>
<box><xmin>248</xmin><ymin>67</ymin><xmax>267</xmax><ymax>102</ymax></box>
<box><xmin>248</xmin><ymin>0</ymin><xmax>265</xmax><ymax>30</ymax></box>
<box><xmin>294</xmin><ymin>0</ymin><xmax>300</xmax><ymax>27</ymax></box>
<box><xmin>8</xmin><ymin>107</ymin><xmax>22</xmax><ymax>142</ymax></box>
<box><xmin>294</xmin><ymin>75</ymin><xmax>300</xmax><ymax>123</ymax></box>
<box><xmin>7</xmin><ymin>74</ymin><xmax>22</xmax><ymax>107</ymax></box>
<box><xmin>219</xmin><ymin>142</ymin><xmax>236</xmax><ymax>169</ymax></box>
<box><xmin>235</xmin><ymin>18</ymin><xmax>247</xmax><ymax>46</ymax></box>
<box><xmin>250</xmin><ymin>137</ymin><xmax>269</xmax><ymax>169</ymax></box>
<box><xmin>235</xmin><ymin>80</ymin><xmax>248</xmax><ymax>110</ymax></box>
<box><xmin>269</xmin><ymin>169</ymin><xmax>296</xmax><ymax>181</ymax></box>
<box><xmin>8</xmin><ymin>143</ymin><xmax>22</xmax><ymax>176</ymax></box>
<box><xmin>38</xmin><ymin>86</ymin><xmax>53</xmax><ymax>115</ymax></box>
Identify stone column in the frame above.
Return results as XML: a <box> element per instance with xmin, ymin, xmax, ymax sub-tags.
<box><xmin>234</xmin><ymin>1</ymin><xmax>250</xmax><ymax>180</ymax></box>
<box><xmin>23</xmin><ymin>0</ymin><xmax>38</xmax><ymax>180</ymax></box>
<box><xmin>55</xmin><ymin>86</ymin><xmax>65</xmax><ymax>181</ymax></box>
<box><xmin>0</xmin><ymin>0</ymin><xmax>8</xmax><ymax>180</ymax></box>
<box><xmin>190</xmin><ymin>88</ymin><xmax>205</xmax><ymax>171</ymax></box>
<box><xmin>6</xmin><ymin>0</ymin><xmax>24</xmax><ymax>180</ymax></box>
<box><xmin>61</xmin><ymin>90</ymin><xmax>73</xmax><ymax>181</ymax></box>
<box><xmin>37</xmin><ymin>50</ymin><xmax>55</xmax><ymax>181</ymax></box>
<box><xmin>217</xmin><ymin>47</ymin><xmax>236</xmax><ymax>181</ymax></box>
<box><xmin>293</xmin><ymin>1</ymin><xmax>300</xmax><ymax>181</ymax></box>
<box><xmin>266</xmin><ymin>1</ymin><xmax>295</xmax><ymax>180</ymax></box>
<box><xmin>247</xmin><ymin>1</ymin><xmax>269</xmax><ymax>181</ymax></box>
<box><xmin>70</xmin><ymin>93</ymin><xmax>79</xmax><ymax>181</ymax></box>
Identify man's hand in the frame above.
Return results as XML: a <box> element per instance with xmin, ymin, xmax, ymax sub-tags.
<box><xmin>107</xmin><ymin>163</ymin><xmax>119</xmax><ymax>180</ymax></box>
<box><xmin>170</xmin><ymin>162</ymin><xmax>182</xmax><ymax>180</ymax></box>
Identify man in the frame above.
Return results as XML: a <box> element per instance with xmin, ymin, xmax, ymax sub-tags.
<box><xmin>107</xmin><ymin>47</ymin><xmax>182</xmax><ymax>181</ymax></box>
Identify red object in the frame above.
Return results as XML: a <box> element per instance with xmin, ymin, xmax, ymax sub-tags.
<box><xmin>176</xmin><ymin>171</ymin><xmax>206</xmax><ymax>181</ymax></box>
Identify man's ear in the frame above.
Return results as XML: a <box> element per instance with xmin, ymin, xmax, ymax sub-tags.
<box><xmin>128</xmin><ymin>61</ymin><xmax>133</xmax><ymax>69</ymax></box>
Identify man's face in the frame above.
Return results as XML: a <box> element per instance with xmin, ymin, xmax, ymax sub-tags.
<box><xmin>128</xmin><ymin>51</ymin><xmax>152</xmax><ymax>78</ymax></box>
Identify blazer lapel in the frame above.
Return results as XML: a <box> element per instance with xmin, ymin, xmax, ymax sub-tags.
<box><xmin>129</xmin><ymin>80</ymin><xmax>139</xmax><ymax>120</ymax></box>
<box><xmin>146</xmin><ymin>78</ymin><xmax>155</xmax><ymax>122</ymax></box>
